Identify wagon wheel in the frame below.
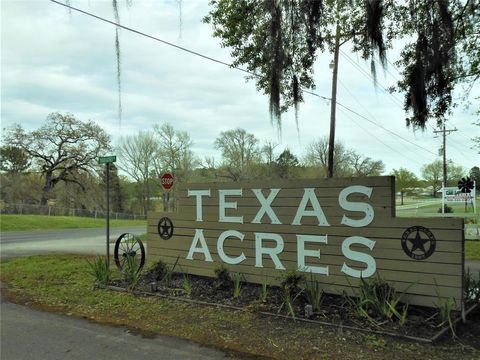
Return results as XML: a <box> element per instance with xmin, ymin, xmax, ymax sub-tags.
<box><xmin>114</xmin><ymin>233</ymin><xmax>145</xmax><ymax>272</ymax></box>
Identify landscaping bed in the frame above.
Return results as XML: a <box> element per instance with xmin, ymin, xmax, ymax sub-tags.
<box><xmin>107</xmin><ymin>260</ymin><xmax>480</xmax><ymax>343</ymax></box>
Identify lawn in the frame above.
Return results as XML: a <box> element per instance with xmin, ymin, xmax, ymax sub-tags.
<box><xmin>0</xmin><ymin>214</ymin><xmax>146</xmax><ymax>232</ymax></box>
<box><xmin>466</xmin><ymin>241</ymin><xmax>480</xmax><ymax>260</ymax></box>
<box><xmin>1</xmin><ymin>255</ymin><xmax>479</xmax><ymax>360</ymax></box>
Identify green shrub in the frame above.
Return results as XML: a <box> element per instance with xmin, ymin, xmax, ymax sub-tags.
<box><xmin>345</xmin><ymin>277</ymin><xmax>410</xmax><ymax>325</ymax></box>
<box><xmin>304</xmin><ymin>272</ymin><xmax>323</xmax><ymax>313</ymax></box>
<box><xmin>281</xmin><ymin>269</ymin><xmax>305</xmax><ymax>295</ymax></box>
<box><xmin>437</xmin><ymin>205</ymin><xmax>454</xmax><ymax>213</ymax></box>
<box><xmin>122</xmin><ymin>254</ymin><xmax>143</xmax><ymax>291</ymax></box>
<box><xmin>87</xmin><ymin>256</ymin><xmax>111</xmax><ymax>285</ymax></box>
<box><xmin>214</xmin><ymin>263</ymin><xmax>231</xmax><ymax>289</ymax></box>
<box><xmin>232</xmin><ymin>272</ymin><xmax>243</xmax><ymax>299</ymax></box>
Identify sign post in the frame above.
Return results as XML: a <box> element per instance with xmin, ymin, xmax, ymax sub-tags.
<box><xmin>160</xmin><ymin>172</ymin><xmax>174</xmax><ymax>212</ymax></box>
<box><xmin>99</xmin><ymin>155</ymin><xmax>117</xmax><ymax>264</ymax></box>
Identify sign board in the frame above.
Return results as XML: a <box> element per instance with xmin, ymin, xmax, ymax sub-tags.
<box><xmin>439</xmin><ymin>187</ymin><xmax>475</xmax><ymax>203</ymax></box>
<box><xmin>148</xmin><ymin>177</ymin><xmax>464</xmax><ymax>309</ymax></box>
<box><xmin>161</xmin><ymin>172</ymin><xmax>174</xmax><ymax>190</ymax></box>
<box><xmin>98</xmin><ymin>155</ymin><xmax>117</xmax><ymax>164</ymax></box>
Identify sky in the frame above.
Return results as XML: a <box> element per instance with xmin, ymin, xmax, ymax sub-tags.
<box><xmin>1</xmin><ymin>0</ymin><xmax>479</xmax><ymax>177</ymax></box>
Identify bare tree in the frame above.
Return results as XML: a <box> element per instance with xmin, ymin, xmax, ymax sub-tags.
<box><xmin>214</xmin><ymin>128</ymin><xmax>261</xmax><ymax>181</ymax></box>
<box><xmin>4</xmin><ymin>112</ymin><xmax>110</xmax><ymax>205</ymax></box>
<box><xmin>117</xmin><ymin>131</ymin><xmax>158</xmax><ymax>215</ymax></box>
<box><xmin>153</xmin><ymin>123</ymin><xmax>198</xmax><ymax>182</ymax></box>
<box><xmin>304</xmin><ymin>136</ymin><xmax>351</xmax><ymax>177</ymax></box>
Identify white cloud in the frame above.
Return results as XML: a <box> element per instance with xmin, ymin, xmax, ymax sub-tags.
<box><xmin>1</xmin><ymin>0</ymin><xmax>478</xmax><ymax>177</ymax></box>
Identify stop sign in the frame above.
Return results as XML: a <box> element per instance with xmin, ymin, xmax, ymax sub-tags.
<box><xmin>160</xmin><ymin>172</ymin><xmax>174</xmax><ymax>190</ymax></box>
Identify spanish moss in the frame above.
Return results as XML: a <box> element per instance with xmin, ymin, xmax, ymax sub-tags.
<box><xmin>112</xmin><ymin>0</ymin><xmax>122</xmax><ymax>124</ymax></box>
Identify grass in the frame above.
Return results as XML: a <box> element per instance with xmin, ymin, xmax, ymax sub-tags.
<box><xmin>0</xmin><ymin>214</ymin><xmax>146</xmax><ymax>232</ymax></box>
<box><xmin>466</xmin><ymin>241</ymin><xmax>480</xmax><ymax>260</ymax></box>
<box><xmin>1</xmin><ymin>255</ymin><xmax>479</xmax><ymax>360</ymax></box>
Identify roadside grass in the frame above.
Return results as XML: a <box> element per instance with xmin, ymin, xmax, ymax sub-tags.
<box><xmin>0</xmin><ymin>214</ymin><xmax>146</xmax><ymax>232</ymax></box>
<box><xmin>1</xmin><ymin>255</ymin><xmax>479</xmax><ymax>360</ymax></box>
<box><xmin>466</xmin><ymin>241</ymin><xmax>480</xmax><ymax>260</ymax></box>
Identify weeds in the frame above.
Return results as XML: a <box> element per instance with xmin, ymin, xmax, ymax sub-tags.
<box><xmin>464</xmin><ymin>269</ymin><xmax>480</xmax><ymax>303</ymax></box>
<box><xmin>304</xmin><ymin>271</ymin><xmax>323</xmax><ymax>313</ymax></box>
<box><xmin>182</xmin><ymin>274</ymin><xmax>192</xmax><ymax>296</ymax></box>
<box><xmin>122</xmin><ymin>254</ymin><xmax>143</xmax><ymax>291</ymax></box>
<box><xmin>344</xmin><ymin>276</ymin><xmax>411</xmax><ymax>326</ymax></box>
<box><xmin>436</xmin><ymin>297</ymin><xmax>457</xmax><ymax>337</ymax></box>
<box><xmin>259</xmin><ymin>278</ymin><xmax>269</xmax><ymax>303</ymax></box>
<box><xmin>281</xmin><ymin>269</ymin><xmax>305</xmax><ymax>295</ymax></box>
<box><xmin>86</xmin><ymin>256</ymin><xmax>111</xmax><ymax>285</ymax></box>
<box><xmin>161</xmin><ymin>257</ymin><xmax>179</xmax><ymax>287</ymax></box>
<box><xmin>232</xmin><ymin>272</ymin><xmax>243</xmax><ymax>299</ymax></box>
<box><xmin>214</xmin><ymin>263</ymin><xmax>231</xmax><ymax>289</ymax></box>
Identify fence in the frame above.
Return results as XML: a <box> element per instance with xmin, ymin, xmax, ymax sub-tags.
<box><xmin>0</xmin><ymin>203</ymin><xmax>146</xmax><ymax>221</ymax></box>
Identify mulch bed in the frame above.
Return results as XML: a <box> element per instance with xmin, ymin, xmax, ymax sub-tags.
<box><xmin>107</xmin><ymin>267</ymin><xmax>480</xmax><ymax>343</ymax></box>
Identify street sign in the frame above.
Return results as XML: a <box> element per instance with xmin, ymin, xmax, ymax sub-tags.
<box><xmin>161</xmin><ymin>172</ymin><xmax>174</xmax><ymax>190</ymax></box>
<box><xmin>98</xmin><ymin>155</ymin><xmax>116</xmax><ymax>164</ymax></box>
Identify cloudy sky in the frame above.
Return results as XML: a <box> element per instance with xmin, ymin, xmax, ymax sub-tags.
<box><xmin>1</xmin><ymin>0</ymin><xmax>478</xmax><ymax>177</ymax></box>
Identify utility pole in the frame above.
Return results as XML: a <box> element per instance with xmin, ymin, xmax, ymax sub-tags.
<box><xmin>434</xmin><ymin>123</ymin><xmax>457</xmax><ymax>188</ymax></box>
<box><xmin>327</xmin><ymin>22</ymin><xmax>341</xmax><ymax>179</ymax></box>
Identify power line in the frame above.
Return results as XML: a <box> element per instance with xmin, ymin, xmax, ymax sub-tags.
<box><xmin>337</xmin><ymin>79</ymin><xmax>434</xmax><ymax>163</ymax></box>
<box><xmin>337</xmin><ymin>106</ymin><xmax>425</xmax><ymax>167</ymax></box>
<box><xmin>340</xmin><ymin>49</ymin><xmax>405</xmax><ymax>108</ymax></box>
<box><xmin>50</xmin><ymin>0</ymin><xmax>437</xmax><ymax>157</ymax></box>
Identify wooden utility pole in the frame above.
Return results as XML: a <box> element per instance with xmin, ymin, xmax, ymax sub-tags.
<box><xmin>434</xmin><ymin>123</ymin><xmax>457</xmax><ymax>187</ymax></box>
<box><xmin>327</xmin><ymin>22</ymin><xmax>341</xmax><ymax>179</ymax></box>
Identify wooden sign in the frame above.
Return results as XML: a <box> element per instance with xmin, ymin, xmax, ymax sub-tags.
<box><xmin>147</xmin><ymin>177</ymin><xmax>464</xmax><ymax>309</ymax></box>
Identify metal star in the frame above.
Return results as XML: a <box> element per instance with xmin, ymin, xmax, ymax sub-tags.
<box><xmin>408</xmin><ymin>230</ymin><xmax>428</xmax><ymax>253</ymax></box>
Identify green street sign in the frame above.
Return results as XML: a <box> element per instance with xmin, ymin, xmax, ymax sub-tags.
<box><xmin>98</xmin><ymin>155</ymin><xmax>116</xmax><ymax>164</ymax></box>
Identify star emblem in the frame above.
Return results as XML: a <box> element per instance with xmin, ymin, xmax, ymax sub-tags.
<box><xmin>401</xmin><ymin>226</ymin><xmax>436</xmax><ymax>260</ymax></box>
<box><xmin>157</xmin><ymin>217</ymin><xmax>174</xmax><ymax>240</ymax></box>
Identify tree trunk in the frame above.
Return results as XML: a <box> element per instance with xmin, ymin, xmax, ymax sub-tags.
<box><xmin>400</xmin><ymin>191</ymin><xmax>404</xmax><ymax>206</ymax></box>
<box><xmin>40</xmin><ymin>172</ymin><xmax>53</xmax><ymax>206</ymax></box>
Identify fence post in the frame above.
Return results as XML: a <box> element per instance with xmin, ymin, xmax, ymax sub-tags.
<box><xmin>95</xmin><ymin>210</ymin><xmax>97</xmax><ymax>219</ymax></box>
<box><xmin>48</xmin><ymin>207</ymin><xmax>51</xmax><ymax>216</ymax></box>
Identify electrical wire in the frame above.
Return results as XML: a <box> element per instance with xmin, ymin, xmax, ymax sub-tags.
<box><xmin>49</xmin><ymin>0</ymin><xmax>442</xmax><ymax>159</ymax></box>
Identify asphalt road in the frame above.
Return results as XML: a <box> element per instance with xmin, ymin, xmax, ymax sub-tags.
<box><xmin>0</xmin><ymin>287</ymin><xmax>242</xmax><ymax>360</ymax></box>
<box><xmin>0</xmin><ymin>226</ymin><xmax>146</xmax><ymax>260</ymax></box>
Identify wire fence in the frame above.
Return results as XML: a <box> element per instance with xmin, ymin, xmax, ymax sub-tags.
<box><xmin>0</xmin><ymin>203</ymin><xmax>146</xmax><ymax>221</ymax></box>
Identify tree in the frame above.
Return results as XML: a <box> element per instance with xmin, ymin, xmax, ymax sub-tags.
<box><xmin>421</xmin><ymin>160</ymin><xmax>443</xmax><ymax>197</ymax></box>
<box><xmin>445</xmin><ymin>160</ymin><xmax>465</xmax><ymax>187</ymax></box>
<box><xmin>4</xmin><ymin>113</ymin><xmax>110</xmax><ymax>205</ymax></box>
<box><xmin>204</xmin><ymin>0</ymin><xmax>389</xmax><ymax>126</ymax></box>
<box><xmin>153</xmin><ymin>123</ymin><xmax>198</xmax><ymax>182</ymax></box>
<box><xmin>303</xmin><ymin>137</ymin><xmax>351</xmax><ymax>177</ymax></box>
<box><xmin>205</xmin><ymin>1</ymin><xmax>478</xmax><ymax>130</ymax></box>
<box><xmin>117</xmin><ymin>131</ymin><xmax>158</xmax><ymax>215</ymax></box>
<box><xmin>391</xmin><ymin>168</ymin><xmax>419</xmax><ymax>205</ymax></box>
<box><xmin>348</xmin><ymin>152</ymin><xmax>385</xmax><ymax>177</ymax></box>
<box><xmin>214</xmin><ymin>128</ymin><xmax>261</xmax><ymax>181</ymax></box>
<box><xmin>470</xmin><ymin>166</ymin><xmax>480</xmax><ymax>191</ymax></box>
<box><xmin>275</xmin><ymin>148</ymin><xmax>299</xmax><ymax>179</ymax></box>
<box><xmin>0</xmin><ymin>145</ymin><xmax>30</xmax><ymax>173</ymax></box>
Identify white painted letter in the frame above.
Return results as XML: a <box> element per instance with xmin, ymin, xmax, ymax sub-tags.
<box><xmin>217</xmin><ymin>230</ymin><xmax>246</xmax><ymax>265</ymax></box>
<box><xmin>186</xmin><ymin>229</ymin><xmax>213</xmax><ymax>262</ymax></box>
<box><xmin>292</xmin><ymin>188</ymin><xmax>330</xmax><ymax>226</ymax></box>
<box><xmin>255</xmin><ymin>233</ymin><xmax>285</xmax><ymax>270</ymax></box>
<box><xmin>251</xmin><ymin>188</ymin><xmax>281</xmax><ymax>224</ymax></box>
<box><xmin>341</xmin><ymin>236</ymin><xmax>376</xmax><ymax>278</ymax></box>
<box><xmin>339</xmin><ymin>186</ymin><xmax>374</xmax><ymax>227</ymax></box>
<box><xmin>297</xmin><ymin>234</ymin><xmax>329</xmax><ymax>275</ymax></box>
<box><xmin>219</xmin><ymin>189</ymin><xmax>243</xmax><ymax>223</ymax></box>
<box><xmin>188</xmin><ymin>189</ymin><xmax>211</xmax><ymax>222</ymax></box>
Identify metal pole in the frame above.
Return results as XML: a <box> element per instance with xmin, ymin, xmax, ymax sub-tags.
<box><xmin>106</xmin><ymin>163</ymin><xmax>110</xmax><ymax>265</ymax></box>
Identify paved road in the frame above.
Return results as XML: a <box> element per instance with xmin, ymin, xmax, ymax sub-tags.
<box><xmin>0</xmin><ymin>287</ymin><xmax>243</xmax><ymax>360</ymax></box>
<box><xmin>0</xmin><ymin>226</ymin><xmax>145</xmax><ymax>260</ymax></box>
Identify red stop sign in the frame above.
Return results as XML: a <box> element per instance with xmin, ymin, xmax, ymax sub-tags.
<box><xmin>160</xmin><ymin>173</ymin><xmax>174</xmax><ymax>190</ymax></box>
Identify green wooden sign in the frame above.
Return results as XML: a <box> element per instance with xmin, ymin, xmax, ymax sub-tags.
<box><xmin>98</xmin><ymin>155</ymin><xmax>116</xmax><ymax>164</ymax></box>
